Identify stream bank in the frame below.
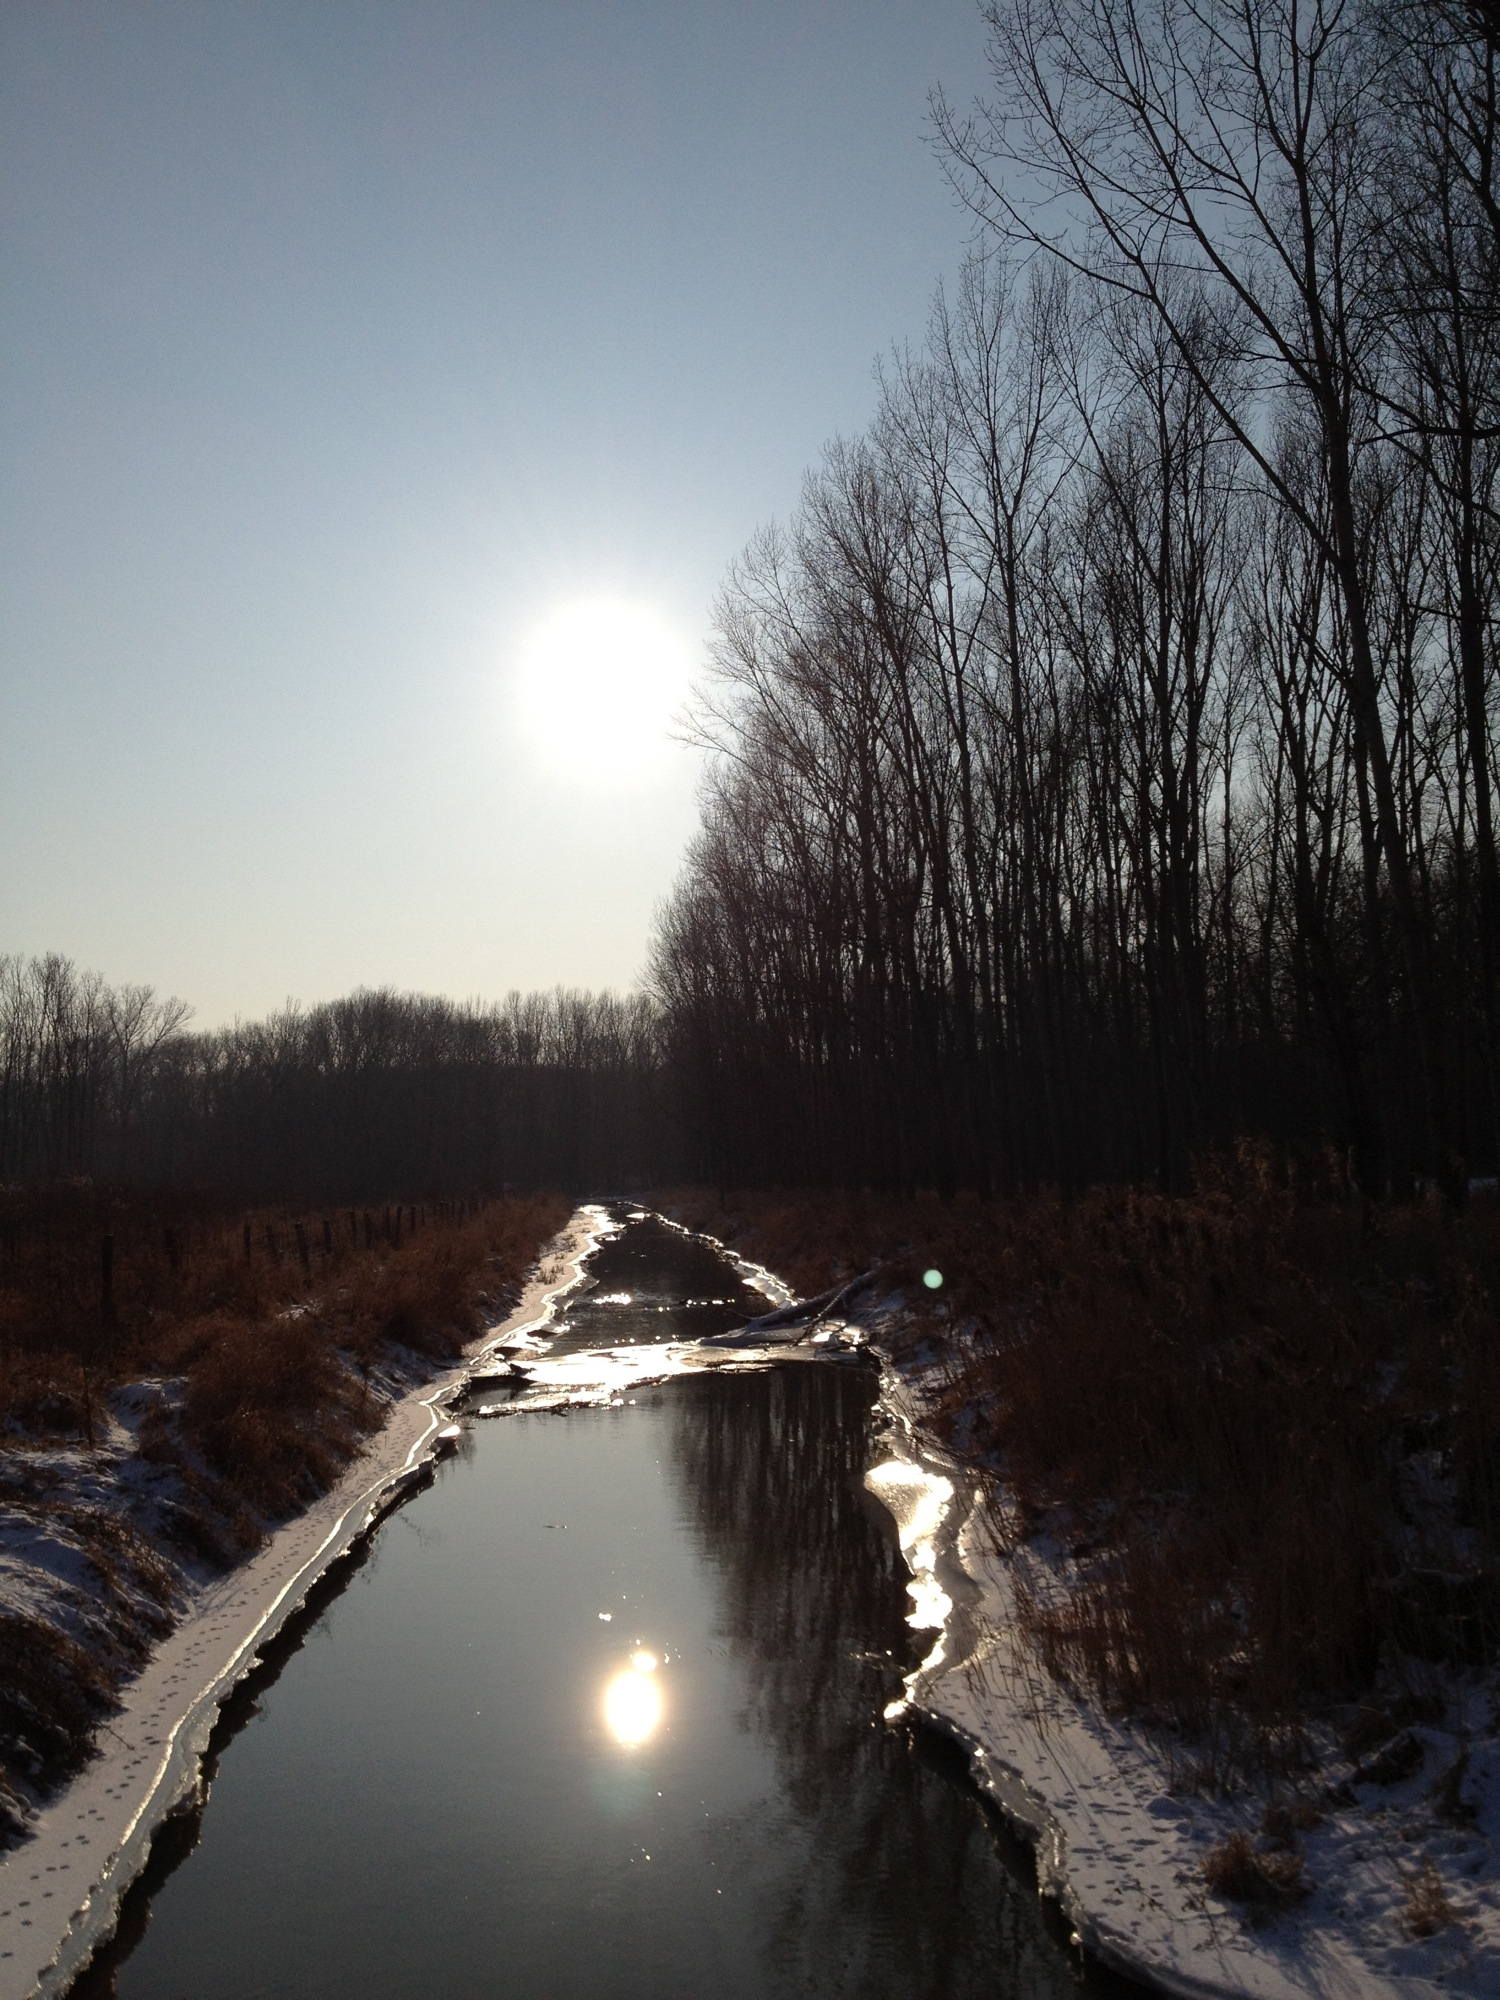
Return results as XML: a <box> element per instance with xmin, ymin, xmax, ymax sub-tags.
<box><xmin>0</xmin><ymin>1205</ymin><xmax>610</xmax><ymax>1999</ymax></box>
<box><xmin>661</xmin><ymin>1192</ymin><xmax>1500</xmax><ymax>2000</ymax></box>
<box><xmin>54</xmin><ymin>1204</ymin><xmax>1132</xmax><ymax>2000</ymax></box>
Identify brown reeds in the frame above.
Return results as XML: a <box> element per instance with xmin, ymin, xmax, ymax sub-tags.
<box><xmin>0</xmin><ymin>1611</ymin><xmax>122</xmax><ymax>1842</ymax></box>
<box><xmin>1201</xmin><ymin>1828</ymin><xmax>1309</xmax><ymax>1904</ymax></box>
<box><xmin>663</xmin><ymin>1162</ymin><xmax>1500</xmax><ymax>1782</ymax></box>
<box><xmin>0</xmin><ymin>1188</ymin><xmax>569</xmax><ymax>1467</ymax></box>
<box><xmin>1401</xmin><ymin>1858</ymin><xmax>1459</xmax><ymax>1937</ymax></box>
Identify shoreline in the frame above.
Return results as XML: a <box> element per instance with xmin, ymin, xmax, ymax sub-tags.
<box><xmin>879</xmin><ymin>1435</ymin><xmax>1470</xmax><ymax>1999</ymax></box>
<box><xmin>1</xmin><ymin>1203</ymin><xmax>613</xmax><ymax>2000</ymax></box>
<box><xmin>12</xmin><ymin>1197</ymin><xmax>1490</xmax><ymax>1998</ymax></box>
<box><xmin>876</xmin><ymin>1376</ymin><xmax>1496</xmax><ymax>2000</ymax></box>
<box><xmin>660</xmin><ymin>1203</ymin><xmax>1491</xmax><ymax>2000</ymax></box>
<box><xmin>880</xmin><ymin>1417</ymin><xmax>1497</xmax><ymax>1996</ymax></box>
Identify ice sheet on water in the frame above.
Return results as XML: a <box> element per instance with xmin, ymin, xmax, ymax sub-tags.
<box><xmin>470</xmin><ymin>1323</ymin><xmax>863</xmax><ymax>1419</ymax></box>
<box><xmin>864</xmin><ymin>1456</ymin><xmax>955</xmax><ymax>1717</ymax></box>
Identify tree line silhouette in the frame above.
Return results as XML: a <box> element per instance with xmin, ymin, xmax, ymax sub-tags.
<box><xmin>0</xmin><ymin>955</ymin><xmax>672</xmax><ymax>1199</ymax></box>
<box><xmin>8</xmin><ymin>4</ymin><xmax>1496</xmax><ymax>1209</ymax></box>
<box><xmin>651</xmin><ymin>0</ymin><xmax>1500</xmax><ymax>1199</ymax></box>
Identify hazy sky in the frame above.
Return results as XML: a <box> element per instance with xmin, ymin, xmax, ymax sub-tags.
<box><xmin>2</xmin><ymin>0</ymin><xmax>989</xmax><ymax>1028</ymax></box>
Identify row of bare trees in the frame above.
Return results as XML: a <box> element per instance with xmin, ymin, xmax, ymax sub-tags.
<box><xmin>0</xmin><ymin>956</ymin><xmax>191</xmax><ymax>1185</ymax></box>
<box><xmin>0</xmin><ymin>959</ymin><xmax>674</xmax><ymax>1199</ymax></box>
<box><xmin>651</xmin><ymin>0</ymin><xmax>1499</xmax><ymax>1197</ymax></box>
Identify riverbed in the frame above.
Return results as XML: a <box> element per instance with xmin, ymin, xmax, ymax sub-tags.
<box><xmin>65</xmin><ymin>1207</ymin><xmax>1135</xmax><ymax>1998</ymax></box>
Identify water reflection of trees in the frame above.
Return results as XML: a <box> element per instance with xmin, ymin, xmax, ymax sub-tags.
<box><xmin>668</xmin><ymin>1365</ymin><xmax>1095</xmax><ymax>2000</ymax></box>
<box><xmin>558</xmin><ymin>1219</ymin><xmax>766</xmax><ymax>1351</ymax></box>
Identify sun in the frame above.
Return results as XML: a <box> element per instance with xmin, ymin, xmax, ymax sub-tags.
<box><xmin>511</xmin><ymin>598</ymin><xmax>696</xmax><ymax>783</ymax></box>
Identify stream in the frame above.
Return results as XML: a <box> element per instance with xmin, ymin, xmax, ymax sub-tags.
<box><xmin>70</xmin><ymin>1206</ymin><xmax>1141</xmax><ymax>1998</ymax></box>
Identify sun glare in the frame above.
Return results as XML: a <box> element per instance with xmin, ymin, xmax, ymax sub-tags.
<box><xmin>512</xmin><ymin>598</ymin><xmax>695</xmax><ymax>783</ymax></box>
<box><xmin>603</xmin><ymin>1651</ymin><xmax>663</xmax><ymax>1747</ymax></box>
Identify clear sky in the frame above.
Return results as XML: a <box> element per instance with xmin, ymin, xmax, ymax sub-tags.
<box><xmin>1</xmin><ymin>0</ymin><xmax>989</xmax><ymax>1028</ymax></box>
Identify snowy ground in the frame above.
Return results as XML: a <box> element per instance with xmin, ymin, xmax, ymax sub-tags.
<box><xmin>868</xmin><ymin>1329</ymin><xmax>1500</xmax><ymax>1998</ymax></box>
<box><xmin>0</xmin><ymin>1205</ymin><xmax>613</xmax><ymax>2000</ymax></box>
<box><xmin>664</xmin><ymin>1212</ymin><xmax>1500</xmax><ymax>1999</ymax></box>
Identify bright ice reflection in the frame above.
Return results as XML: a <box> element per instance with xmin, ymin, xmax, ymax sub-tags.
<box><xmin>603</xmin><ymin>1655</ymin><xmax>663</xmax><ymax>1747</ymax></box>
<box><xmin>864</xmin><ymin>1457</ymin><xmax>955</xmax><ymax>1719</ymax></box>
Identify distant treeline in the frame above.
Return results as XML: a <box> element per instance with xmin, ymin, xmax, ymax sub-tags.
<box><xmin>0</xmin><ymin>954</ymin><xmax>674</xmax><ymax>1199</ymax></box>
<box><xmin>651</xmin><ymin>0</ymin><xmax>1500</xmax><ymax>1199</ymax></box>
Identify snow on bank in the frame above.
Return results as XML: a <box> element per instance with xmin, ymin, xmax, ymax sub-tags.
<box><xmin>871</xmin><ymin>1341</ymin><xmax>1500</xmax><ymax>2000</ymax></box>
<box><xmin>0</xmin><ymin>1205</ymin><xmax>612</xmax><ymax>2000</ymax></box>
<box><xmin>654</xmin><ymin>1209</ymin><xmax>1500</xmax><ymax>1998</ymax></box>
<box><xmin>650</xmin><ymin>1211</ymin><xmax>796</xmax><ymax>1313</ymax></box>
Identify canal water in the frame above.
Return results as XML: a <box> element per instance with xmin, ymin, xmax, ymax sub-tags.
<box><xmin>72</xmin><ymin>1209</ymin><xmax>1139</xmax><ymax>1998</ymax></box>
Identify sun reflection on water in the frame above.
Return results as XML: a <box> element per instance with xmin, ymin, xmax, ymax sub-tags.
<box><xmin>603</xmin><ymin>1651</ymin><xmax>663</xmax><ymax>1747</ymax></box>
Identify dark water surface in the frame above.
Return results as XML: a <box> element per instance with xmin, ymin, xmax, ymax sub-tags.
<box><xmin>75</xmin><ymin>1211</ymin><xmax>1136</xmax><ymax>1999</ymax></box>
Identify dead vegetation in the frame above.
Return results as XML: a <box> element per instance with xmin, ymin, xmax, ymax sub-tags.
<box><xmin>0</xmin><ymin>1187</ymin><xmax>569</xmax><ymax>1841</ymax></box>
<box><xmin>1401</xmin><ymin>1857</ymin><xmax>1460</xmax><ymax>1938</ymax></box>
<box><xmin>0</xmin><ymin>1612</ymin><xmax>119</xmax><ymax>1843</ymax></box>
<box><xmin>1201</xmin><ymin>1828</ymin><xmax>1309</xmax><ymax>1905</ymax></box>
<box><xmin>663</xmin><ymin>1160</ymin><xmax>1500</xmax><ymax>1782</ymax></box>
<box><xmin>0</xmin><ymin>1189</ymin><xmax>568</xmax><ymax>1497</ymax></box>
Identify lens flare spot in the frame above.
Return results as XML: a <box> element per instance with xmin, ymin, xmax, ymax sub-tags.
<box><xmin>922</xmin><ymin>1268</ymin><xmax>944</xmax><ymax>1290</ymax></box>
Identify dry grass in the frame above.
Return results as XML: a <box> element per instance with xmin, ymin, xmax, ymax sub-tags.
<box><xmin>1201</xmin><ymin>1828</ymin><xmax>1309</xmax><ymax>1904</ymax></box>
<box><xmin>1260</xmin><ymin>1799</ymin><xmax>1325</xmax><ymax>1845</ymax></box>
<box><xmin>661</xmin><ymin>1162</ymin><xmax>1500</xmax><ymax>1780</ymax></box>
<box><xmin>1401</xmin><ymin>1857</ymin><xmax>1459</xmax><ymax>1937</ymax></box>
<box><xmin>142</xmin><ymin>1198</ymin><xmax>570</xmax><ymax>1519</ymax></box>
<box><xmin>0</xmin><ymin>1191</ymin><xmax>569</xmax><ymax>1491</ymax></box>
<box><xmin>166</xmin><ymin>1311</ymin><xmax>371</xmax><ymax>1518</ymax></box>
<box><xmin>0</xmin><ymin>1611</ymin><xmax>118</xmax><ymax>1837</ymax></box>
